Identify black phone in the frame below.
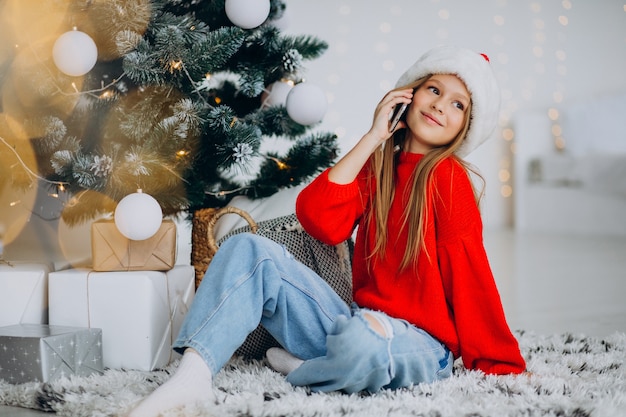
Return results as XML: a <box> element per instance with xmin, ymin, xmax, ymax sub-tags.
<box><xmin>389</xmin><ymin>103</ymin><xmax>408</xmax><ymax>132</ymax></box>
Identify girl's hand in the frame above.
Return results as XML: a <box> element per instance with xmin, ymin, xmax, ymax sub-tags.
<box><xmin>327</xmin><ymin>89</ymin><xmax>412</xmax><ymax>184</ymax></box>
<box><xmin>366</xmin><ymin>88</ymin><xmax>413</xmax><ymax>147</ymax></box>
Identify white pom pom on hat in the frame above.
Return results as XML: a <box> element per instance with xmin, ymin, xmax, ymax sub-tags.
<box><xmin>395</xmin><ymin>45</ymin><xmax>500</xmax><ymax>158</ymax></box>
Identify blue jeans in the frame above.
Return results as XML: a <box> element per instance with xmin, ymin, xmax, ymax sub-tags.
<box><xmin>174</xmin><ymin>233</ymin><xmax>453</xmax><ymax>393</ymax></box>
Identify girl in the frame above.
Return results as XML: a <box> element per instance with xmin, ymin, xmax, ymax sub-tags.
<box><xmin>129</xmin><ymin>45</ymin><xmax>526</xmax><ymax>416</ymax></box>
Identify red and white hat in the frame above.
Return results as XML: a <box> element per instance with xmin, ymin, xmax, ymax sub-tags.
<box><xmin>395</xmin><ymin>45</ymin><xmax>500</xmax><ymax>157</ymax></box>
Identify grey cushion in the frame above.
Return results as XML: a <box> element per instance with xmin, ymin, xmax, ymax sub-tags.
<box><xmin>217</xmin><ymin>213</ymin><xmax>353</xmax><ymax>359</ymax></box>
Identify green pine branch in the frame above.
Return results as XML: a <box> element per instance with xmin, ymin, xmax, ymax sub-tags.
<box><xmin>245</xmin><ymin>132</ymin><xmax>338</xmax><ymax>198</ymax></box>
<box><xmin>1</xmin><ymin>0</ymin><xmax>339</xmax><ymax>225</ymax></box>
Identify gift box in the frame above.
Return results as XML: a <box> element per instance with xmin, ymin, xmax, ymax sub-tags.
<box><xmin>0</xmin><ymin>323</ymin><xmax>103</xmax><ymax>384</ymax></box>
<box><xmin>0</xmin><ymin>262</ymin><xmax>51</xmax><ymax>327</ymax></box>
<box><xmin>48</xmin><ymin>265</ymin><xmax>194</xmax><ymax>371</ymax></box>
<box><xmin>91</xmin><ymin>219</ymin><xmax>177</xmax><ymax>272</ymax></box>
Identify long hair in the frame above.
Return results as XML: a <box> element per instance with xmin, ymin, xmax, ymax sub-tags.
<box><xmin>365</xmin><ymin>75</ymin><xmax>483</xmax><ymax>272</ymax></box>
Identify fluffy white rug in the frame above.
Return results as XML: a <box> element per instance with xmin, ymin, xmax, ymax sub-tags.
<box><xmin>0</xmin><ymin>331</ymin><xmax>624</xmax><ymax>417</ymax></box>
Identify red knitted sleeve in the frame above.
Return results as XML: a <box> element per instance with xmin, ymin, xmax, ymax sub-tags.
<box><xmin>296</xmin><ymin>168</ymin><xmax>366</xmax><ymax>245</ymax></box>
<box><xmin>434</xmin><ymin>159</ymin><xmax>526</xmax><ymax>374</ymax></box>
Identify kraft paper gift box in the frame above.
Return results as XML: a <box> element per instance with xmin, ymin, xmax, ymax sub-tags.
<box><xmin>0</xmin><ymin>262</ymin><xmax>51</xmax><ymax>327</ymax></box>
<box><xmin>48</xmin><ymin>265</ymin><xmax>194</xmax><ymax>371</ymax></box>
<box><xmin>0</xmin><ymin>323</ymin><xmax>103</xmax><ymax>384</ymax></box>
<box><xmin>91</xmin><ymin>219</ymin><xmax>177</xmax><ymax>272</ymax></box>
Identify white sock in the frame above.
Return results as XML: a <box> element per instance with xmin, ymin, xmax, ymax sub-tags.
<box><xmin>266</xmin><ymin>347</ymin><xmax>304</xmax><ymax>375</ymax></box>
<box><xmin>127</xmin><ymin>349</ymin><xmax>215</xmax><ymax>417</ymax></box>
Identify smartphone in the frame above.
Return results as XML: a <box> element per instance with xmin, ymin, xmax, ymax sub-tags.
<box><xmin>389</xmin><ymin>103</ymin><xmax>408</xmax><ymax>132</ymax></box>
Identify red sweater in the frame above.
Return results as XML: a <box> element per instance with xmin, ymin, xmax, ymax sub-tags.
<box><xmin>296</xmin><ymin>152</ymin><xmax>526</xmax><ymax>375</ymax></box>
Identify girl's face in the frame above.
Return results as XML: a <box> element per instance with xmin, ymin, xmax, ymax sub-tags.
<box><xmin>403</xmin><ymin>74</ymin><xmax>470</xmax><ymax>154</ymax></box>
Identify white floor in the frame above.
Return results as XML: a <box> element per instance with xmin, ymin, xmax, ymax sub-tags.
<box><xmin>485</xmin><ymin>229</ymin><xmax>626</xmax><ymax>338</ymax></box>
<box><xmin>2</xmin><ymin>229</ymin><xmax>626</xmax><ymax>416</ymax></box>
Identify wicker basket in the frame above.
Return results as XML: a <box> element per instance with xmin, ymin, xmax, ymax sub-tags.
<box><xmin>191</xmin><ymin>206</ymin><xmax>258</xmax><ymax>289</ymax></box>
<box><xmin>191</xmin><ymin>206</ymin><xmax>279</xmax><ymax>358</ymax></box>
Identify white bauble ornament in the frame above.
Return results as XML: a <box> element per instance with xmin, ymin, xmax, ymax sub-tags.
<box><xmin>261</xmin><ymin>80</ymin><xmax>293</xmax><ymax>107</ymax></box>
<box><xmin>225</xmin><ymin>0</ymin><xmax>271</xmax><ymax>29</ymax></box>
<box><xmin>52</xmin><ymin>30</ymin><xmax>98</xmax><ymax>77</ymax></box>
<box><xmin>114</xmin><ymin>191</ymin><xmax>163</xmax><ymax>241</ymax></box>
<box><xmin>286</xmin><ymin>83</ymin><xmax>328</xmax><ymax>125</ymax></box>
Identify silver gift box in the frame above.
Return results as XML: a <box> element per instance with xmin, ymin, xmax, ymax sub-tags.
<box><xmin>0</xmin><ymin>323</ymin><xmax>103</xmax><ymax>384</ymax></box>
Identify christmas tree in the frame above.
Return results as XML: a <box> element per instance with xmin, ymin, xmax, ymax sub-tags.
<box><xmin>0</xmin><ymin>0</ymin><xmax>338</xmax><ymax>226</ymax></box>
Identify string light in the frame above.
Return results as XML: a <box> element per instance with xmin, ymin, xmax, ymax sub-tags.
<box><xmin>98</xmin><ymin>90</ymin><xmax>114</xmax><ymax>99</ymax></box>
<box><xmin>551</xmin><ymin>1</ymin><xmax>570</xmax><ymax>151</ymax></box>
<box><xmin>204</xmin><ymin>186</ymin><xmax>251</xmax><ymax>197</ymax></box>
<box><xmin>168</xmin><ymin>60</ymin><xmax>183</xmax><ymax>73</ymax></box>
<box><xmin>204</xmin><ymin>155</ymin><xmax>292</xmax><ymax>198</ymax></box>
<box><xmin>0</xmin><ymin>136</ymin><xmax>69</xmax><ymax>189</ymax></box>
<box><xmin>268</xmin><ymin>156</ymin><xmax>289</xmax><ymax>170</ymax></box>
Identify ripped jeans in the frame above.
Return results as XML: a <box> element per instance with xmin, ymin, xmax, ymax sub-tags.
<box><xmin>173</xmin><ymin>233</ymin><xmax>453</xmax><ymax>393</ymax></box>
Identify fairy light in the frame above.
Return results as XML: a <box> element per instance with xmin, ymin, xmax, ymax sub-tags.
<box><xmin>204</xmin><ymin>186</ymin><xmax>250</xmax><ymax>197</ymax></box>
<box><xmin>502</xmin><ymin>128</ymin><xmax>514</xmax><ymax>142</ymax></box>
<box><xmin>491</xmin><ymin>1</ymin><xmax>515</xmax><ymax>203</ymax></box>
<box><xmin>499</xmin><ymin>127</ymin><xmax>514</xmax><ymax>199</ymax></box>
<box><xmin>99</xmin><ymin>90</ymin><xmax>114</xmax><ymax>99</ymax></box>
<box><xmin>268</xmin><ymin>156</ymin><xmax>289</xmax><ymax>170</ymax></box>
<box><xmin>548</xmin><ymin>108</ymin><xmax>559</xmax><ymax>121</ymax></box>
<box><xmin>551</xmin><ymin>1</ymin><xmax>570</xmax><ymax>151</ymax></box>
<box><xmin>169</xmin><ymin>60</ymin><xmax>183</xmax><ymax>73</ymax></box>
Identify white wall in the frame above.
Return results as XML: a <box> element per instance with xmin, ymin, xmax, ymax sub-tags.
<box><xmin>282</xmin><ymin>0</ymin><xmax>626</xmax><ymax>229</ymax></box>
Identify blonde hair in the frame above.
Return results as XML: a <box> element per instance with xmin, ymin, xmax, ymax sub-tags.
<box><xmin>365</xmin><ymin>75</ymin><xmax>484</xmax><ymax>271</ymax></box>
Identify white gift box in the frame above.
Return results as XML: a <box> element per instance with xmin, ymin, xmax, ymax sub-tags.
<box><xmin>0</xmin><ymin>262</ymin><xmax>51</xmax><ymax>327</ymax></box>
<box><xmin>48</xmin><ymin>265</ymin><xmax>195</xmax><ymax>371</ymax></box>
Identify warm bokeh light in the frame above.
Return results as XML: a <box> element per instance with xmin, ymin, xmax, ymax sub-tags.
<box><xmin>502</xmin><ymin>128</ymin><xmax>515</xmax><ymax>141</ymax></box>
<box><xmin>548</xmin><ymin>108</ymin><xmax>559</xmax><ymax>120</ymax></box>
<box><xmin>500</xmin><ymin>184</ymin><xmax>513</xmax><ymax>198</ymax></box>
<box><xmin>0</xmin><ymin>114</ymin><xmax>37</xmax><ymax>246</ymax></box>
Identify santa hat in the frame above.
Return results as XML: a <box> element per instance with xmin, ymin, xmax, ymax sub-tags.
<box><xmin>395</xmin><ymin>45</ymin><xmax>500</xmax><ymax>158</ymax></box>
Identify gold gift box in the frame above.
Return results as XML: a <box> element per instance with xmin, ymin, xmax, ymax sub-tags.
<box><xmin>91</xmin><ymin>219</ymin><xmax>176</xmax><ymax>271</ymax></box>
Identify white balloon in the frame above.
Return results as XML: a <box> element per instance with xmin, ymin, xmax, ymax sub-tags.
<box><xmin>52</xmin><ymin>30</ymin><xmax>98</xmax><ymax>77</ymax></box>
<box><xmin>286</xmin><ymin>83</ymin><xmax>328</xmax><ymax>125</ymax></box>
<box><xmin>114</xmin><ymin>192</ymin><xmax>163</xmax><ymax>241</ymax></box>
<box><xmin>225</xmin><ymin>0</ymin><xmax>271</xmax><ymax>29</ymax></box>
<box><xmin>262</xmin><ymin>80</ymin><xmax>293</xmax><ymax>107</ymax></box>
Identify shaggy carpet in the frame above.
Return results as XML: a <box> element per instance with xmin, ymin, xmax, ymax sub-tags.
<box><xmin>0</xmin><ymin>331</ymin><xmax>624</xmax><ymax>417</ymax></box>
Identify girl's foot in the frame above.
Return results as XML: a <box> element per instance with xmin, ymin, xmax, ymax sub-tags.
<box><xmin>266</xmin><ymin>347</ymin><xmax>304</xmax><ymax>375</ymax></box>
<box><xmin>127</xmin><ymin>349</ymin><xmax>215</xmax><ymax>416</ymax></box>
